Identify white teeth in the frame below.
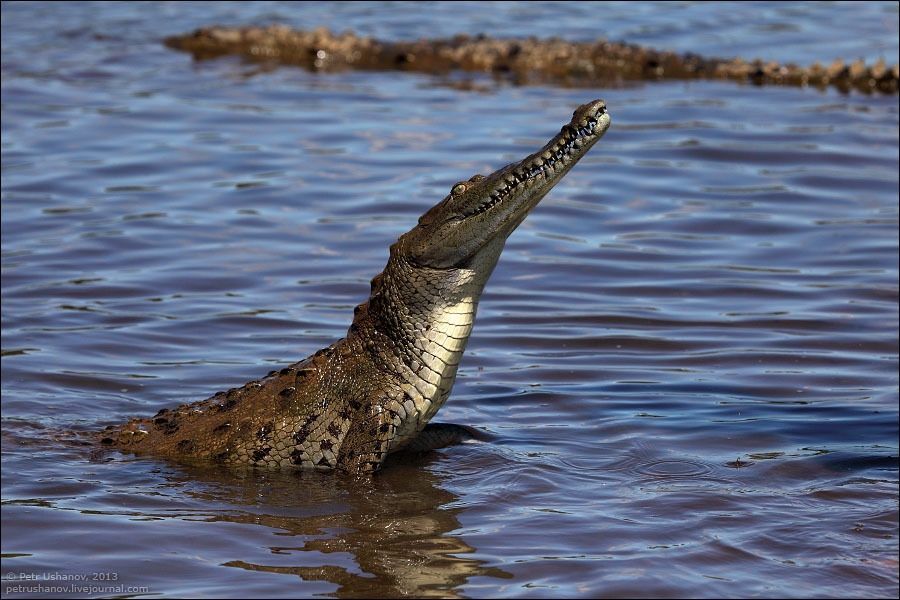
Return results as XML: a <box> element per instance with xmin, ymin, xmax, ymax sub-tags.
<box><xmin>462</xmin><ymin>136</ymin><xmax>587</xmax><ymax>219</ymax></box>
<box><xmin>459</xmin><ymin>120</ymin><xmax>595</xmax><ymax>221</ymax></box>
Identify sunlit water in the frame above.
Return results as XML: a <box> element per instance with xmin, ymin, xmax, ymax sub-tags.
<box><xmin>2</xmin><ymin>2</ymin><xmax>898</xmax><ymax>598</ymax></box>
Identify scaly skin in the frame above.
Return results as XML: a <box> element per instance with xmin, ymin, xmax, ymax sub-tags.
<box><xmin>165</xmin><ymin>26</ymin><xmax>899</xmax><ymax>95</ymax></box>
<box><xmin>101</xmin><ymin>99</ymin><xmax>611</xmax><ymax>475</ymax></box>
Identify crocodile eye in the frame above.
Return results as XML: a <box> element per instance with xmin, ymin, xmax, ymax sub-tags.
<box><xmin>451</xmin><ymin>183</ymin><xmax>467</xmax><ymax>196</ymax></box>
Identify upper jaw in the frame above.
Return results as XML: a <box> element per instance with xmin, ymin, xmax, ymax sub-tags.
<box><xmin>463</xmin><ymin>99</ymin><xmax>610</xmax><ymax>226</ymax></box>
<box><xmin>398</xmin><ymin>99</ymin><xmax>610</xmax><ymax>269</ymax></box>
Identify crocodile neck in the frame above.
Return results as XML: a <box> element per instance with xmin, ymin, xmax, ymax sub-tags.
<box><xmin>350</xmin><ymin>245</ymin><xmax>500</xmax><ymax>446</ymax></box>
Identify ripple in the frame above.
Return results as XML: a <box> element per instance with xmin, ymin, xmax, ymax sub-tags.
<box><xmin>637</xmin><ymin>459</ymin><xmax>715</xmax><ymax>479</ymax></box>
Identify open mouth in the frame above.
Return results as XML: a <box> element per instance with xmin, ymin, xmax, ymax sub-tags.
<box><xmin>462</xmin><ymin>102</ymin><xmax>609</xmax><ymax>218</ymax></box>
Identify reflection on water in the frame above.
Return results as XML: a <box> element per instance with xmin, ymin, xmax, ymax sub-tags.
<box><xmin>4</xmin><ymin>426</ymin><xmax>510</xmax><ymax>598</ymax></box>
<box><xmin>2</xmin><ymin>1</ymin><xmax>898</xmax><ymax>598</ymax></box>
<box><xmin>170</xmin><ymin>459</ymin><xmax>510</xmax><ymax>598</ymax></box>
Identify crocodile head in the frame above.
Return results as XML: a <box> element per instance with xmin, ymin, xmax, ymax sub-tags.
<box><xmin>398</xmin><ymin>99</ymin><xmax>610</xmax><ymax>273</ymax></box>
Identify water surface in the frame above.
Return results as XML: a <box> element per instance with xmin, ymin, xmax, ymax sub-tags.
<box><xmin>2</xmin><ymin>2</ymin><xmax>898</xmax><ymax>598</ymax></box>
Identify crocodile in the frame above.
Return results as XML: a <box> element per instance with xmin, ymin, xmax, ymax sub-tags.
<box><xmin>165</xmin><ymin>26</ymin><xmax>899</xmax><ymax>95</ymax></box>
<box><xmin>100</xmin><ymin>98</ymin><xmax>611</xmax><ymax>475</ymax></box>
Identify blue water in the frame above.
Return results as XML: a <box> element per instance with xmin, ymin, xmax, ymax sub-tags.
<box><xmin>2</xmin><ymin>2</ymin><xmax>898</xmax><ymax>598</ymax></box>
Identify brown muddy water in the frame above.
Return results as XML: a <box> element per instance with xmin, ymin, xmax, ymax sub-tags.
<box><xmin>2</xmin><ymin>2</ymin><xmax>898</xmax><ymax>598</ymax></box>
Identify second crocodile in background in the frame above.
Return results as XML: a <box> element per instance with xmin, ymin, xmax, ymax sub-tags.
<box><xmin>101</xmin><ymin>99</ymin><xmax>611</xmax><ymax>475</ymax></box>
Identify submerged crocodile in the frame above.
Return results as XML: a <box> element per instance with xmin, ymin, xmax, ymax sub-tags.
<box><xmin>101</xmin><ymin>99</ymin><xmax>611</xmax><ymax>475</ymax></box>
<box><xmin>166</xmin><ymin>26</ymin><xmax>899</xmax><ymax>95</ymax></box>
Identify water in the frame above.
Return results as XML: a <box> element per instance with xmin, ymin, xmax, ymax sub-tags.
<box><xmin>2</xmin><ymin>2</ymin><xmax>898</xmax><ymax>598</ymax></box>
